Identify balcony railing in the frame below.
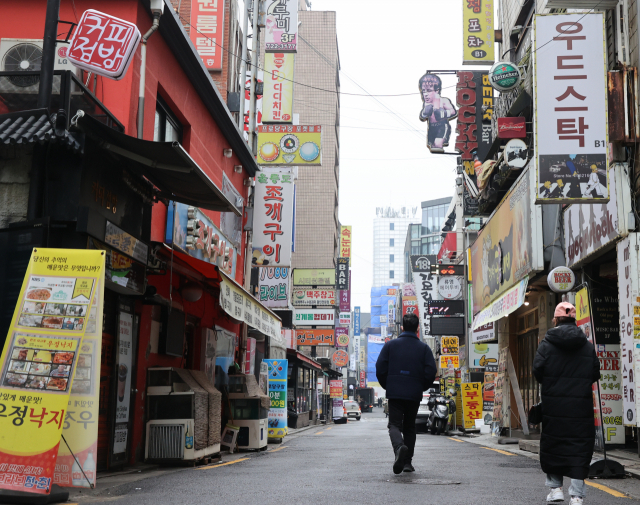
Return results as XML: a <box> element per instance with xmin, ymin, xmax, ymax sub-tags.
<box><xmin>0</xmin><ymin>70</ymin><xmax>124</xmax><ymax>132</ymax></box>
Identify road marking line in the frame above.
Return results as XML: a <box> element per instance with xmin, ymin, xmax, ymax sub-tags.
<box><xmin>326</xmin><ymin>427</ymin><xmax>332</xmax><ymax>430</ymax></box>
<box><xmin>269</xmin><ymin>446</ymin><xmax>288</xmax><ymax>453</ymax></box>
<box><xmin>585</xmin><ymin>480</ymin><xmax>628</xmax><ymax>498</ymax></box>
<box><xmin>314</xmin><ymin>430</ymin><xmax>325</xmax><ymax>435</ymax></box>
<box><xmin>481</xmin><ymin>447</ymin><xmax>516</xmax><ymax>456</ymax></box>
<box><xmin>448</xmin><ymin>437</ymin><xmax>465</xmax><ymax>443</ymax></box>
<box><xmin>196</xmin><ymin>457</ymin><xmax>250</xmax><ymax>470</ymax></box>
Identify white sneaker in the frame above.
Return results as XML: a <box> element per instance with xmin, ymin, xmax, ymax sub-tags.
<box><xmin>547</xmin><ymin>487</ymin><xmax>565</xmax><ymax>502</ymax></box>
<box><xmin>570</xmin><ymin>497</ymin><xmax>583</xmax><ymax>505</ymax></box>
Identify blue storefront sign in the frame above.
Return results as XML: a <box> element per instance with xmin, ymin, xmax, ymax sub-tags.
<box><xmin>354</xmin><ymin>307</ymin><xmax>361</xmax><ymax>336</ymax></box>
<box><xmin>266</xmin><ymin>359</ymin><xmax>288</xmax><ymax>438</ymax></box>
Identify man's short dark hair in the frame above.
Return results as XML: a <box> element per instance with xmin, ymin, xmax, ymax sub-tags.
<box><xmin>556</xmin><ymin>316</ymin><xmax>576</xmax><ymax>326</ymax></box>
<box><xmin>403</xmin><ymin>314</ymin><xmax>419</xmax><ymax>333</ymax></box>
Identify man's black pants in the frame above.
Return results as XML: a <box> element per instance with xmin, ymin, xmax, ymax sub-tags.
<box><xmin>387</xmin><ymin>398</ymin><xmax>421</xmax><ymax>461</ymax></box>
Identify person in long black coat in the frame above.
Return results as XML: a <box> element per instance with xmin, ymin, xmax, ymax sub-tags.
<box><xmin>533</xmin><ymin>302</ymin><xmax>600</xmax><ymax>504</ymax></box>
<box><xmin>376</xmin><ymin>313</ymin><xmax>436</xmax><ymax>474</ymax></box>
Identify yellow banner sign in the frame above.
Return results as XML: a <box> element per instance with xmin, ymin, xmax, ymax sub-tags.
<box><xmin>463</xmin><ymin>0</ymin><xmax>495</xmax><ymax>65</ymax></box>
<box><xmin>0</xmin><ymin>249</ymin><xmax>104</xmax><ymax>495</ymax></box>
<box><xmin>576</xmin><ymin>287</ymin><xmax>591</xmax><ymax>322</ymax></box>
<box><xmin>461</xmin><ymin>382</ymin><xmax>482</xmax><ymax>429</ymax></box>
<box><xmin>263</xmin><ymin>52</ymin><xmax>294</xmax><ymax>123</ymax></box>
<box><xmin>340</xmin><ymin>226</ymin><xmax>352</xmax><ymax>264</ymax></box>
<box><xmin>54</xmin><ymin>274</ymin><xmax>105</xmax><ymax>488</ymax></box>
<box><xmin>257</xmin><ymin>125</ymin><xmax>322</xmax><ymax>166</ymax></box>
<box><xmin>440</xmin><ymin>355</ymin><xmax>459</xmax><ymax>368</ymax></box>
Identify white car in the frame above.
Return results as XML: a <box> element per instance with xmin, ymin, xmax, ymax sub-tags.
<box><xmin>344</xmin><ymin>400</ymin><xmax>361</xmax><ymax>421</ymax></box>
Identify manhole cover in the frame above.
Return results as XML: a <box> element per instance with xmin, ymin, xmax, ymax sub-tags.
<box><xmin>388</xmin><ymin>479</ymin><xmax>461</xmax><ymax>485</ymax></box>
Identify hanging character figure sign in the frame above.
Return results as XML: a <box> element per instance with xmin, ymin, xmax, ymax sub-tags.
<box><xmin>418</xmin><ymin>73</ymin><xmax>458</xmax><ymax>153</ymax></box>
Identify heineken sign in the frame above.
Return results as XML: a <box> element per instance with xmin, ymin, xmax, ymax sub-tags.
<box><xmin>488</xmin><ymin>61</ymin><xmax>521</xmax><ymax>92</ymax></box>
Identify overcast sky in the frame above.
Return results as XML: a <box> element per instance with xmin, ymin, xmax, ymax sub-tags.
<box><xmin>309</xmin><ymin>0</ymin><xmax>475</xmax><ymax>312</ymax></box>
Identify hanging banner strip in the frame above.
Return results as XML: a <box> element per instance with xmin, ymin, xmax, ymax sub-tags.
<box><xmin>472</xmin><ymin>276</ymin><xmax>528</xmax><ymax>330</ymax></box>
<box><xmin>0</xmin><ymin>248</ymin><xmax>104</xmax><ymax>496</ymax></box>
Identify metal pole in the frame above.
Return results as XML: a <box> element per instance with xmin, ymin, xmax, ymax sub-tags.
<box><xmin>247</xmin><ymin>0</ymin><xmax>260</xmax><ymax>151</ymax></box>
<box><xmin>238</xmin><ymin>0</ymin><xmax>250</xmax><ymax>131</ymax></box>
<box><xmin>137</xmin><ymin>13</ymin><xmax>162</xmax><ymax>139</ymax></box>
<box><xmin>37</xmin><ymin>0</ymin><xmax>60</xmax><ymax>110</ymax></box>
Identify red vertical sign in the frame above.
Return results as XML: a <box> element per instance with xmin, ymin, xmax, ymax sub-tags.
<box><xmin>190</xmin><ymin>0</ymin><xmax>225</xmax><ymax>70</ymax></box>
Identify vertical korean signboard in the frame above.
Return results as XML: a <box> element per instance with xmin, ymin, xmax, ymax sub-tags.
<box><xmin>340</xmin><ymin>226</ymin><xmax>352</xmax><ymax>264</ymax></box>
<box><xmin>253</xmin><ymin>171</ymin><xmax>294</xmax><ymax>267</ymax></box>
<box><xmin>258</xmin><ymin>267</ymin><xmax>290</xmax><ymax>308</ymax></box>
<box><xmin>263</xmin><ymin>52</ymin><xmax>294</xmax><ymax>124</ymax></box>
<box><xmin>354</xmin><ymin>307</ymin><xmax>361</xmax><ymax>336</ymax></box>
<box><xmin>0</xmin><ymin>249</ymin><xmax>104</xmax><ymax>495</ymax></box>
<box><xmin>266</xmin><ymin>359</ymin><xmax>288</xmax><ymax>438</ymax></box>
<box><xmin>265</xmin><ymin>0</ymin><xmax>298</xmax><ymax>52</ymax></box>
<box><xmin>336</xmin><ymin>258</ymin><xmax>349</xmax><ymax>291</ymax></box>
<box><xmin>190</xmin><ymin>0</ymin><xmax>225</xmax><ymax>70</ymax></box>
<box><xmin>462</xmin><ymin>0</ymin><xmax>494</xmax><ymax>65</ymax></box>
<box><xmin>411</xmin><ymin>255</ymin><xmax>440</xmax><ymax>339</ymax></box>
<box><xmin>533</xmin><ymin>13</ymin><xmax>609</xmax><ymax>204</ymax></box>
<box><xmin>461</xmin><ymin>382</ymin><xmax>482</xmax><ymax>429</ymax></box>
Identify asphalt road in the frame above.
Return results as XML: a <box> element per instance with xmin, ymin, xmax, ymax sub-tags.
<box><xmin>76</xmin><ymin>408</ymin><xmax>640</xmax><ymax>505</ymax></box>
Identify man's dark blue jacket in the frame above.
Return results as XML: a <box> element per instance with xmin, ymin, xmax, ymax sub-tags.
<box><xmin>375</xmin><ymin>332</ymin><xmax>437</xmax><ymax>403</ymax></box>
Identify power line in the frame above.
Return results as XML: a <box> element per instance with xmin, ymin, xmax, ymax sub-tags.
<box><xmin>180</xmin><ymin>14</ymin><xmax>420</xmax><ymax>97</ymax></box>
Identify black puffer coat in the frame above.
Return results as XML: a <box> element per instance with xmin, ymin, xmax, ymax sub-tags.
<box><xmin>533</xmin><ymin>322</ymin><xmax>600</xmax><ymax>480</ymax></box>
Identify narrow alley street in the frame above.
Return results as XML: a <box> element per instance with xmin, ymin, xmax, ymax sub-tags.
<box><xmin>68</xmin><ymin>409</ymin><xmax>640</xmax><ymax>505</ymax></box>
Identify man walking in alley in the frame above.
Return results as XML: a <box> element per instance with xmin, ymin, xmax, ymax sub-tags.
<box><xmin>533</xmin><ymin>302</ymin><xmax>600</xmax><ymax>505</ymax></box>
<box><xmin>376</xmin><ymin>313</ymin><xmax>436</xmax><ymax>474</ymax></box>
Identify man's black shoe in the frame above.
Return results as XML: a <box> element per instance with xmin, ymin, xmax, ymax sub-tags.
<box><xmin>393</xmin><ymin>445</ymin><xmax>409</xmax><ymax>474</ymax></box>
<box><xmin>403</xmin><ymin>462</ymin><xmax>415</xmax><ymax>472</ymax></box>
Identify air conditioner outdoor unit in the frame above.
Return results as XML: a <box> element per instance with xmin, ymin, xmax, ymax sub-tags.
<box><xmin>0</xmin><ymin>38</ymin><xmax>77</xmax><ymax>94</ymax></box>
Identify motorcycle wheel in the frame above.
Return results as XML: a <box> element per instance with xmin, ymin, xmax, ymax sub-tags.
<box><xmin>430</xmin><ymin>419</ymin><xmax>437</xmax><ymax>435</ymax></box>
<box><xmin>436</xmin><ymin>418</ymin><xmax>445</xmax><ymax>435</ymax></box>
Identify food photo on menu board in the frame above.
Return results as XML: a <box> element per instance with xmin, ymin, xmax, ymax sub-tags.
<box><xmin>2</xmin><ymin>334</ymin><xmax>78</xmax><ymax>393</ymax></box>
<box><xmin>16</xmin><ymin>276</ymin><xmax>94</xmax><ymax>332</ymax></box>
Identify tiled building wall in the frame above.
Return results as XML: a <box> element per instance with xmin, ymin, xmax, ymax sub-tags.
<box><xmin>291</xmin><ymin>11</ymin><xmax>340</xmax><ymax>269</ymax></box>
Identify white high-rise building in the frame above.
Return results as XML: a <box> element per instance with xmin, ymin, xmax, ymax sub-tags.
<box><xmin>372</xmin><ymin>207</ymin><xmax>419</xmax><ymax>287</ymax></box>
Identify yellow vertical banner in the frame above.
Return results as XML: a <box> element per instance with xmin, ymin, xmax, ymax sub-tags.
<box><xmin>340</xmin><ymin>226</ymin><xmax>352</xmax><ymax>264</ymax></box>
<box><xmin>263</xmin><ymin>52</ymin><xmax>294</xmax><ymax>123</ymax></box>
<box><xmin>54</xmin><ymin>272</ymin><xmax>105</xmax><ymax>488</ymax></box>
<box><xmin>462</xmin><ymin>0</ymin><xmax>495</xmax><ymax>65</ymax></box>
<box><xmin>0</xmin><ymin>249</ymin><xmax>104</xmax><ymax>495</ymax></box>
<box><xmin>461</xmin><ymin>382</ymin><xmax>482</xmax><ymax>429</ymax></box>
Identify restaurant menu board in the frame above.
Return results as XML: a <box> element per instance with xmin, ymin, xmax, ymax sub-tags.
<box><xmin>0</xmin><ymin>249</ymin><xmax>104</xmax><ymax>496</ymax></box>
<box><xmin>54</xmin><ymin>275</ymin><xmax>105</xmax><ymax>488</ymax></box>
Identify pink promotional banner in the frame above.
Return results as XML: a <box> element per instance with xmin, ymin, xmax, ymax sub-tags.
<box><xmin>339</xmin><ymin>272</ymin><xmax>351</xmax><ymax>312</ymax></box>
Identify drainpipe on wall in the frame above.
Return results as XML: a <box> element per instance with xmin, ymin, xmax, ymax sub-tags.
<box><xmin>137</xmin><ymin>1</ymin><xmax>164</xmax><ymax>139</ymax></box>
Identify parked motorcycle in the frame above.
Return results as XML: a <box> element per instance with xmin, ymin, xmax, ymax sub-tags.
<box><xmin>428</xmin><ymin>389</ymin><xmax>456</xmax><ymax>435</ymax></box>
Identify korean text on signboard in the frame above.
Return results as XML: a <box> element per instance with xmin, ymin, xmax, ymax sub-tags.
<box><xmin>294</xmin><ymin>309</ymin><xmax>335</xmax><ymax>326</ymax></box>
<box><xmin>462</xmin><ymin>0</ymin><xmax>494</xmax><ymax>65</ymax></box>
<box><xmin>189</xmin><ymin>0</ymin><xmax>225</xmax><ymax>71</ymax></box>
<box><xmin>257</xmin><ymin>126</ymin><xmax>322</xmax><ymax>166</ymax></box>
<box><xmin>293</xmin><ymin>268</ymin><xmax>335</xmax><ymax>286</ymax></box>
<box><xmin>258</xmin><ymin>267</ymin><xmax>290</xmax><ymax>309</ymax></box>
<box><xmin>335</xmin><ymin>328</ymin><xmax>349</xmax><ymax>347</ymax></box>
<box><xmin>265</xmin><ymin>0</ymin><xmax>298</xmax><ymax>52</ymax></box>
<box><xmin>296</xmin><ymin>329</ymin><xmax>334</xmax><ymax>346</ymax></box>
<box><xmin>411</xmin><ymin>255</ymin><xmax>441</xmax><ymax>337</ymax></box>
<box><xmin>533</xmin><ymin>13</ymin><xmax>609</xmax><ymax>204</ymax></box>
<box><xmin>267</xmin><ymin>359</ymin><xmax>288</xmax><ymax>438</ymax></box>
<box><xmin>354</xmin><ymin>307</ymin><xmax>361</xmax><ymax>336</ymax></box>
<box><xmin>263</xmin><ymin>52</ymin><xmax>294</xmax><ymax>124</ymax></box>
<box><xmin>291</xmin><ymin>288</ymin><xmax>336</xmax><ymax>306</ymax></box>
<box><xmin>340</xmin><ymin>226</ymin><xmax>352</xmax><ymax>263</ymax></box>
<box><xmin>462</xmin><ymin>382</ymin><xmax>482</xmax><ymax>429</ymax></box>
<box><xmin>67</xmin><ymin>9</ymin><xmax>141</xmax><ymax>80</ymax></box>
<box><xmin>0</xmin><ymin>249</ymin><xmax>104</xmax><ymax>496</ymax></box>
<box><xmin>339</xmin><ymin>275</ymin><xmax>351</xmax><ymax>312</ymax></box>
<box><xmin>336</xmin><ymin>258</ymin><xmax>349</xmax><ymax>291</ymax></box>
<box><xmin>252</xmin><ymin>171</ymin><xmax>294</xmax><ymax>267</ymax></box>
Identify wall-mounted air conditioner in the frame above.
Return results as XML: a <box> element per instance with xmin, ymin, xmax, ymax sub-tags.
<box><xmin>0</xmin><ymin>38</ymin><xmax>77</xmax><ymax>94</ymax></box>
